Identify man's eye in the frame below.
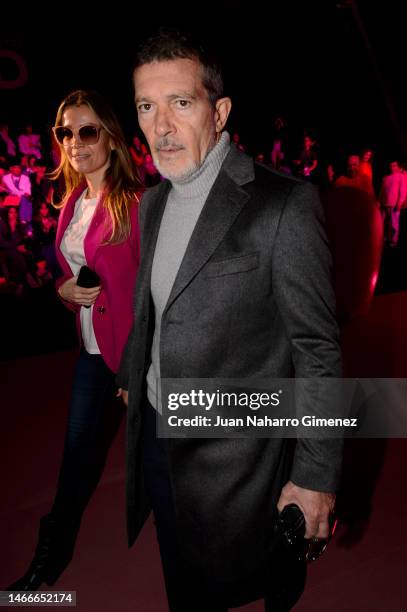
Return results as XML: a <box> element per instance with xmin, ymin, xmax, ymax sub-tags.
<box><xmin>175</xmin><ymin>99</ymin><xmax>190</xmax><ymax>108</ymax></box>
<box><xmin>138</xmin><ymin>103</ymin><xmax>152</xmax><ymax>113</ymax></box>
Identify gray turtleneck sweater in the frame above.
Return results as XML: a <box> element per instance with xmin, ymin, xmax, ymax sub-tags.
<box><xmin>147</xmin><ymin>132</ymin><xmax>231</xmax><ymax>409</ymax></box>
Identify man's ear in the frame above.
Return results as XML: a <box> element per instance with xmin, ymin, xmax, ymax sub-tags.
<box><xmin>214</xmin><ymin>97</ymin><xmax>232</xmax><ymax>133</ymax></box>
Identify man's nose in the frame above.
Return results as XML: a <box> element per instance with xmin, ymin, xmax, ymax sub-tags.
<box><xmin>154</xmin><ymin>108</ymin><xmax>174</xmax><ymax>136</ymax></box>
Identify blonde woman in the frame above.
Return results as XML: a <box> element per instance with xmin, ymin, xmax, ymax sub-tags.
<box><xmin>8</xmin><ymin>90</ymin><xmax>141</xmax><ymax>591</ymax></box>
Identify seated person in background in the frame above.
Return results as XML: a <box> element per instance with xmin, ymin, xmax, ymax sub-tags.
<box><xmin>32</xmin><ymin>202</ymin><xmax>59</xmax><ymax>279</ymax></box>
<box><xmin>334</xmin><ymin>154</ymin><xmax>375</xmax><ymax>196</ymax></box>
<box><xmin>2</xmin><ymin>159</ymin><xmax>33</xmax><ymax>227</ymax></box>
<box><xmin>0</xmin><ymin>206</ymin><xmax>32</xmax><ymax>290</ymax></box>
<box><xmin>18</xmin><ymin>125</ymin><xmax>42</xmax><ymax>160</ymax></box>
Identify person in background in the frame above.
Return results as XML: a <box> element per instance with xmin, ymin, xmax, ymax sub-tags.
<box><xmin>334</xmin><ymin>154</ymin><xmax>375</xmax><ymax>196</ymax></box>
<box><xmin>32</xmin><ymin>202</ymin><xmax>59</xmax><ymax>279</ymax></box>
<box><xmin>359</xmin><ymin>148</ymin><xmax>375</xmax><ymax>196</ymax></box>
<box><xmin>292</xmin><ymin>134</ymin><xmax>319</xmax><ymax>182</ymax></box>
<box><xmin>18</xmin><ymin>124</ymin><xmax>42</xmax><ymax>160</ymax></box>
<box><xmin>143</xmin><ymin>153</ymin><xmax>162</xmax><ymax>186</ymax></box>
<box><xmin>0</xmin><ymin>124</ymin><xmax>17</xmax><ymax>158</ymax></box>
<box><xmin>0</xmin><ymin>206</ymin><xmax>31</xmax><ymax>291</ymax></box>
<box><xmin>270</xmin><ymin>115</ymin><xmax>290</xmax><ymax>172</ymax></box>
<box><xmin>2</xmin><ymin>159</ymin><xmax>33</xmax><ymax>227</ymax></box>
<box><xmin>379</xmin><ymin>159</ymin><xmax>406</xmax><ymax>247</ymax></box>
<box><xmin>232</xmin><ymin>131</ymin><xmax>245</xmax><ymax>151</ymax></box>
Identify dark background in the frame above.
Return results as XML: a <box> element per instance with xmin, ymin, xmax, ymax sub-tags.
<box><xmin>2</xmin><ymin>0</ymin><xmax>406</xmax><ymax>360</ymax></box>
<box><xmin>1</xmin><ymin>0</ymin><xmax>406</xmax><ymax>175</ymax></box>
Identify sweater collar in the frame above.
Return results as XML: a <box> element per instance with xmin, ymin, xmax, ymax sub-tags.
<box><xmin>169</xmin><ymin>132</ymin><xmax>231</xmax><ymax>200</ymax></box>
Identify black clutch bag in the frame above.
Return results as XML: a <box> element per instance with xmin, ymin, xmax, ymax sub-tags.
<box><xmin>77</xmin><ymin>265</ymin><xmax>100</xmax><ymax>288</ymax></box>
<box><xmin>274</xmin><ymin>503</ymin><xmax>337</xmax><ymax>563</ymax></box>
<box><xmin>76</xmin><ymin>265</ymin><xmax>100</xmax><ymax>309</ymax></box>
<box><xmin>274</xmin><ymin>503</ymin><xmax>307</xmax><ymax>562</ymax></box>
<box><xmin>269</xmin><ymin>504</ymin><xmax>308</xmax><ymax>610</ymax></box>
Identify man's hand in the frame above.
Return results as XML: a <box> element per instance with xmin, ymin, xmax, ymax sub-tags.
<box><xmin>277</xmin><ymin>480</ymin><xmax>335</xmax><ymax>539</ymax></box>
<box><xmin>117</xmin><ymin>388</ymin><xmax>128</xmax><ymax>406</ymax></box>
<box><xmin>58</xmin><ymin>277</ymin><xmax>101</xmax><ymax>306</ymax></box>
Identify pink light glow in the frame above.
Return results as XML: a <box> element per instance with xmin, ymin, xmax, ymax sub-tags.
<box><xmin>370</xmin><ymin>272</ymin><xmax>378</xmax><ymax>292</ymax></box>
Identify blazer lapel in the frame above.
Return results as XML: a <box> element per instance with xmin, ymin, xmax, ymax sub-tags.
<box><xmin>138</xmin><ymin>181</ymin><xmax>172</xmax><ymax>289</ymax></box>
<box><xmin>164</xmin><ymin>147</ymin><xmax>255</xmax><ymax>314</ymax></box>
<box><xmin>56</xmin><ymin>183</ymin><xmax>113</xmax><ymax>271</ymax></box>
<box><xmin>84</xmin><ymin>192</ymin><xmax>111</xmax><ymax>268</ymax></box>
<box><xmin>55</xmin><ymin>183</ymin><xmax>86</xmax><ymax>276</ymax></box>
<box><xmin>55</xmin><ymin>183</ymin><xmax>86</xmax><ymax>251</ymax></box>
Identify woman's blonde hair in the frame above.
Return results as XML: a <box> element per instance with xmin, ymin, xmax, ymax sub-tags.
<box><xmin>51</xmin><ymin>90</ymin><xmax>141</xmax><ymax>244</ymax></box>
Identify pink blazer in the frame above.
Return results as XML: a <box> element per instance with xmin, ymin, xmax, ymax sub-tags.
<box><xmin>55</xmin><ymin>183</ymin><xmax>140</xmax><ymax>373</ymax></box>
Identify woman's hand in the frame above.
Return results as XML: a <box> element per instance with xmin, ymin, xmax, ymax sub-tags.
<box><xmin>58</xmin><ymin>276</ymin><xmax>101</xmax><ymax>306</ymax></box>
<box><xmin>116</xmin><ymin>388</ymin><xmax>128</xmax><ymax>406</ymax></box>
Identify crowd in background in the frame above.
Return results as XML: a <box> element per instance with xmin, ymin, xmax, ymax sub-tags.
<box><xmin>1</xmin><ymin>117</ymin><xmax>406</xmax><ymax>298</ymax></box>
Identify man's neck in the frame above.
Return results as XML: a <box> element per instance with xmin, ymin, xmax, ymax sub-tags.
<box><xmin>169</xmin><ymin>132</ymin><xmax>231</xmax><ymax>201</ymax></box>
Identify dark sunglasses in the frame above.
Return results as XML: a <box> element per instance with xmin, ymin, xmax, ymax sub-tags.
<box><xmin>53</xmin><ymin>124</ymin><xmax>103</xmax><ymax>146</ymax></box>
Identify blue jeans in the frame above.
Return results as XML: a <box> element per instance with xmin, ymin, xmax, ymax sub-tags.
<box><xmin>50</xmin><ymin>348</ymin><xmax>122</xmax><ymax>527</ymax></box>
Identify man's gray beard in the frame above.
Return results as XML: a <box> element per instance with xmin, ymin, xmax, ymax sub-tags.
<box><xmin>153</xmin><ymin>139</ymin><xmax>217</xmax><ymax>184</ymax></box>
<box><xmin>154</xmin><ymin>157</ymin><xmax>201</xmax><ymax>183</ymax></box>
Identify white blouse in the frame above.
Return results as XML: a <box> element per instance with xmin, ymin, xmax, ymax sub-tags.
<box><xmin>60</xmin><ymin>191</ymin><xmax>101</xmax><ymax>354</ymax></box>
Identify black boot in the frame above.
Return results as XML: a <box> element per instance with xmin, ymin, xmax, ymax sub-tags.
<box><xmin>7</xmin><ymin>514</ymin><xmax>78</xmax><ymax>591</ymax></box>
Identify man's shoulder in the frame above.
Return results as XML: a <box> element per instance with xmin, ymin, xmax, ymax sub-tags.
<box><xmin>222</xmin><ymin>147</ymin><xmax>319</xmax><ymax>220</ymax></box>
<box><xmin>249</xmin><ymin>162</ymin><xmax>315</xmax><ymax>206</ymax></box>
<box><xmin>223</xmin><ymin>144</ymin><xmax>304</xmax><ymax>194</ymax></box>
<box><xmin>253</xmin><ymin>163</ymin><xmax>304</xmax><ymax>189</ymax></box>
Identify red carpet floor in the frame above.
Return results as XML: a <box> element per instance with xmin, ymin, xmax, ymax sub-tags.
<box><xmin>1</xmin><ymin>350</ymin><xmax>406</xmax><ymax>611</ymax></box>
